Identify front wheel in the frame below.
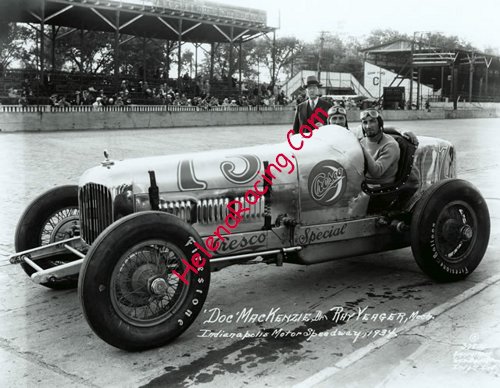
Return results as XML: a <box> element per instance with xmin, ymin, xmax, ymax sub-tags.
<box><xmin>78</xmin><ymin>212</ymin><xmax>210</xmax><ymax>351</ymax></box>
<box><xmin>15</xmin><ymin>185</ymin><xmax>80</xmax><ymax>289</ymax></box>
<box><xmin>411</xmin><ymin>179</ymin><xmax>490</xmax><ymax>281</ymax></box>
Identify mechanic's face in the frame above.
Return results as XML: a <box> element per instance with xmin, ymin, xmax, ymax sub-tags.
<box><xmin>362</xmin><ymin>116</ymin><xmax>380</xmax><ymax>137</ymax></box>
<box><xmin>328</xmin><ymin>114</ymin><xmax>347</xmax><ymax>127</ymax></box>
<box><xmin>306</xmin><ymin>85</ymin><xmax>318</xmax><ymax>100</ymax></box>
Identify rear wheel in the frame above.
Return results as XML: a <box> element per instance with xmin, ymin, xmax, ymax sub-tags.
<box><xmin>411</xmin><ymin>179</ymin><xmax>490</xmax><ymax>281</ymax></box>
<box><xmin>15</xmin><ymin>185</ymin><xmax>80</xmax><ymax>289</ymax></box>
<box><xmin>79</xmin><ymin>211</ymin><xmax>210</xmax><ymax>351</ymax></box>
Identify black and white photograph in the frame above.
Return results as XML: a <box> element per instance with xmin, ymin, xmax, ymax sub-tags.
<box><xmin>1</xmin><ymin>0</ymin><xmax>499</xmax><ymax>387</ymax></box>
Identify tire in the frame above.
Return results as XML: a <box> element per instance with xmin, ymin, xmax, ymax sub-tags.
<box><xmin>411</xmin><ymin>179</ymin><xmax>490</xmax><ymax>281</ymax></box>
<box><xmin>78</xmin><ymin>211</ymin><xmax>210</xmax><ymax>351</ymax></box>
<box><xmin>15</xmin><ymin>185</ymin><xmax>80</xmax><ymax>290</ymax></box>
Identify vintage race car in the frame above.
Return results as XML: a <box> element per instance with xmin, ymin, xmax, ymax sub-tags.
<box><xmin>9</xmin><ymin>124</ymin><xmax>490</xmax><ymax>351</ymax></box>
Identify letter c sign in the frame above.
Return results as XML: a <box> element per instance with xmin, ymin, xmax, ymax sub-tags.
<box><xmin>373</xmin><ymin>77</ymin><xmax>380</xmax><ymax>86</ymax></box>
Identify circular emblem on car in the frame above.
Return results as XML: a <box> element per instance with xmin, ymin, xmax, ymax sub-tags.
<box><xmin>308</xmin><ymin>160</ymin><xmax>347</xmax><ymax>206</ymax></box>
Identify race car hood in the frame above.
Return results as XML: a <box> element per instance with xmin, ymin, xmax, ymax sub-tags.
<box><xmin>78</xmin><ymin>125</ymin><xmax>362</xmax><ymax>195</ymax></box>
<box><xmin>78</xmin><ymin>139</ymin><xmax>299</xmax><ymax>195</ymax></box>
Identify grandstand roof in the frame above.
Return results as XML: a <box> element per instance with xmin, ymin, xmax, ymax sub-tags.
<box><xmin>0</xmin><ymin>0</ymin><xmax>274</xmax><ymax>43</ymax></box>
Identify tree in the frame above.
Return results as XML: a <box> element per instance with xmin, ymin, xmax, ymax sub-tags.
<box><xmin>364</xmin><ymin>29</ymin><xmax>410</xmax><ymax>48</ymax></box>
<box><xmin>0</xmin><ymin>23</ymin><xmax>37</xmax><ymax>74</ymax></box>
<box><xmin>293</xmin><ymin>33</ymin><xmax>362</xmax><ymax>77</ymax></box>
<box><xmin>253</xmin><ymin>36</ymin><xmax>302</xmax><ymax>85</ymax></box>
<box><xmin>199</xmin><ymin>41</ymin><xmax>257</xmax><ymax>80</ymax></box>
<box><xmin>56</xmin><ymin>28</ymin><xmax>114</xmax><ymax>73</ymax></box>
<box><xmin>417</xmin><ymin>32</ymin><xmax>474</xmax><ymax>51</ymax></box>
<box><xmin>118</xmin><ymin>37</ymin><xmax>172</xmax><ymax>78</ymax></box>
<box><xmin>181</xmin><ymin>49</ymin><xmax>194</xmax><ymax>76</ymax></box>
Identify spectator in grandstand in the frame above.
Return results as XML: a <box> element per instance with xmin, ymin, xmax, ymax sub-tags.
<box><xmin>209</xmin><ymin>96</ymin><xmax>219</xmax><ymax>107</ymax></box>
<box><xmin>21</xmin><ymin>78</ymin><xmax>32</xmax><ymax>97</ymax></box>
<box><xmin>49</xmin><ymin>94</ymin><xmax>58</xmax><ymax>107</ymax></box>
<box><xmin>222</xmin><ymin>98</ymin><xmax>230</xmax><ymax>107</ymax></box>
<box><xmin>8</xmin><ymin>88</ymin><xmax>19</xmax><ymax>98</ymax></box>
<box><xmin>239</xmin><ymin>96</ymin><xmax>249</xmax><ymax>107</ymax></box>
<box><xmin>120</xmin><ymin>80</ymin><xmax>128</xmax><ymax>93</ymax></box>
<box><xmin>197</xmin><ymin>97</ymin><xmax>208</xmax><ymax>110</ymax></box>
<box><xmin>269</xmin><ymin>93</ymin><xmax>276</xmax><ymax>106</ymax></box>
<box><xmin>82</xmin><ymin>89</ymin><xmax>92</xmax><ymax>105</ymax></box>
<box><xmin>293</xmin><ymin>75</ymin><xmax>332</xmax><ymax>134</ymax></box>
<box><xmin>73</xmin><ymin>90</ymin><xmax>82</xmax><ymax>106</ymax></box>
<box><xmin>58</xmin><ymin>95</ymin><xmax>71</xmax><ymax>108</ymax></box>
<box><xmin>18</xmin><ymin>92</ymin><xmax>29</xmax><ymax>107</ymax></box>
<box><xmin>173</xmin><ymin>93</ymin><xmax>181</xmax><ymax>105</ymax></box>
<box><xmin>277</xmin><ymin>91</ymin><xmax>285</xmax><ymax>105</ymax></box>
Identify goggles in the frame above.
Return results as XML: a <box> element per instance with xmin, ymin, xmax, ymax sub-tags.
<box><xmin>328</xmin><ymin>106</ymin><xmax>347</xmax><ymax>116</ymax></box>
<box><xmin>360</xmin><ymin>110</ymin><xmax>380</xmax><ymax>120</ymax></box>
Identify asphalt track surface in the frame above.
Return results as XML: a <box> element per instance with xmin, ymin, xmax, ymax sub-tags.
<box><xmin>0</xmin><ymin>118</ymin><xmax>499</xmax><ymax>387</ymax></box>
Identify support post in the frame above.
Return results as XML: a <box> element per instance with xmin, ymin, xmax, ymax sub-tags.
<box><xmin>177</xmin><ymin>19</ymin><xmax>182</xmax><ymax>89</ymax></box>
<box><xmin>451</xmin><ymin>64</ymin><xmax>458</xmax><ymax>110</ymax></box>
<box><xmin>114</xmin><ymin>11</ymin><xmax>120</xmax><ymax>80</ymax></box>
<box><xmin>416</xmin><ymin>67</ymin><xmax>421</xmax><ymax>109</ymax></box>
<box><xmin>469</xmin><ymin>53</ymin><xmax>474</xmax><ymax>102</ymax></box>
<box><xmin>195</xmin><ymin>43</ymin><xmax>198</xmax><ymax>79</ymax></box>
<box><xmin>271</xmin><ymin>29</ymin><xmax>276</xmax><ymax>90</ymax></box>
<box><xmin>143</xmin><ymin>37</ymin><xmax>147</xmax><ymax>82</ymax></box>
<box><xmin>440</xmin><ymin>66</ymin><xmax>444</xmax><ymax>98</ymax></box>
<box><xmin>165</xmin><ymin>40</ymin><xmax>170</xmax><ymax>80</ymax></box>
<box><xmin>40</xmin><ymin>0</ymin><xmax>45</xmax><ymax>88</ymax></box>
<box><xmin>409</xmin><ymin>35</ymin><xmax>414</xmax><ymax>109</ymax></box>
<box><xmin>239</xmin><ymin>40</ymin><xmax>242</xmax><ymax>94</ymax></box>
<box><xmin>485</xmin><ymin>65</ymin><xmax>489</xmax><ymax>99</ymax></box>
<box><xmin>227</xmin><ymin>26</ymin><xmax>234</xmax><ymax>89</ymax></box>
<box><xmin>209</xmin><ymin>42</ymin><xmax>215</xmax><ymax>86</ymax></box>
<box><xmin>317</xmin><ymin>32</ymin><xmax>324</xmax><ymax>83</ymax></box>
<box><xmin>51</xmin><ymin>25</ymin><xmax>56</xmax><ymax>71</ymax></box>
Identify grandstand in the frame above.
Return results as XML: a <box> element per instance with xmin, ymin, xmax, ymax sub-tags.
<box><xmin>0</xmin><ymin>0</ymin><xmax>275</xmax><ymax>104</ymax></box>
<box><xmin>361</xmin><ymin>39</ymin><xmax>500</xmax><ymax>106</ymax></box>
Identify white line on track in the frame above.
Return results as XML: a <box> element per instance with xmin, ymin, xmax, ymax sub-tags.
<box><xmin>293</xmin><ymin>273</ymin><xmax>500</xmax><ymax>388</ymax></box>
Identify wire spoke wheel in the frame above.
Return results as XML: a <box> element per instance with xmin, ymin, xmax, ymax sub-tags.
<box><xmin>111</xmin><ymin>240</ymin><xmax>188</xmax><ymax>327</ymax></box>
<box><xmin>39</xmin><ymin>207</ymin><xmax>79</xmax><ymax>245</ymax></box>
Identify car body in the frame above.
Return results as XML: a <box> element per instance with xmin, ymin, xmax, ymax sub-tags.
<box><xmin>10</xmin><ymin>124</ymin><xmax>489</xmax><ymax>351</ymax></box>
<box><xmin>78</xmin><ymin>125</ymin><xmax>454</xmax><ymax>263</ymax></box>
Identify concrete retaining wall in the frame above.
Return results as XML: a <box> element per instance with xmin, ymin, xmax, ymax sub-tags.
<box><xmin>0</xmin><ymin>109</ymin><xmax>296</xmax><ymax>132</ymax></box>
<box><xmin>0</xmin><ymin>107</ymin><xmax>498</xmax><ymax>132</ymax></box>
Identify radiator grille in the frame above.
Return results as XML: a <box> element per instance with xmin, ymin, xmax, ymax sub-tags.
<box><xmin>196</xmin><ymin>196</ymin><xmax>265</xmax><ymax>224</ymax></box>
<box><xmin>79</xmin><ymin>183</ymin><xmax>113</xmax><ymax>244</ymax></box>
<box><xmin>159</xmin><ymin>200</ymin><xmax>195</xmax><ymax>223</ymax></box>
